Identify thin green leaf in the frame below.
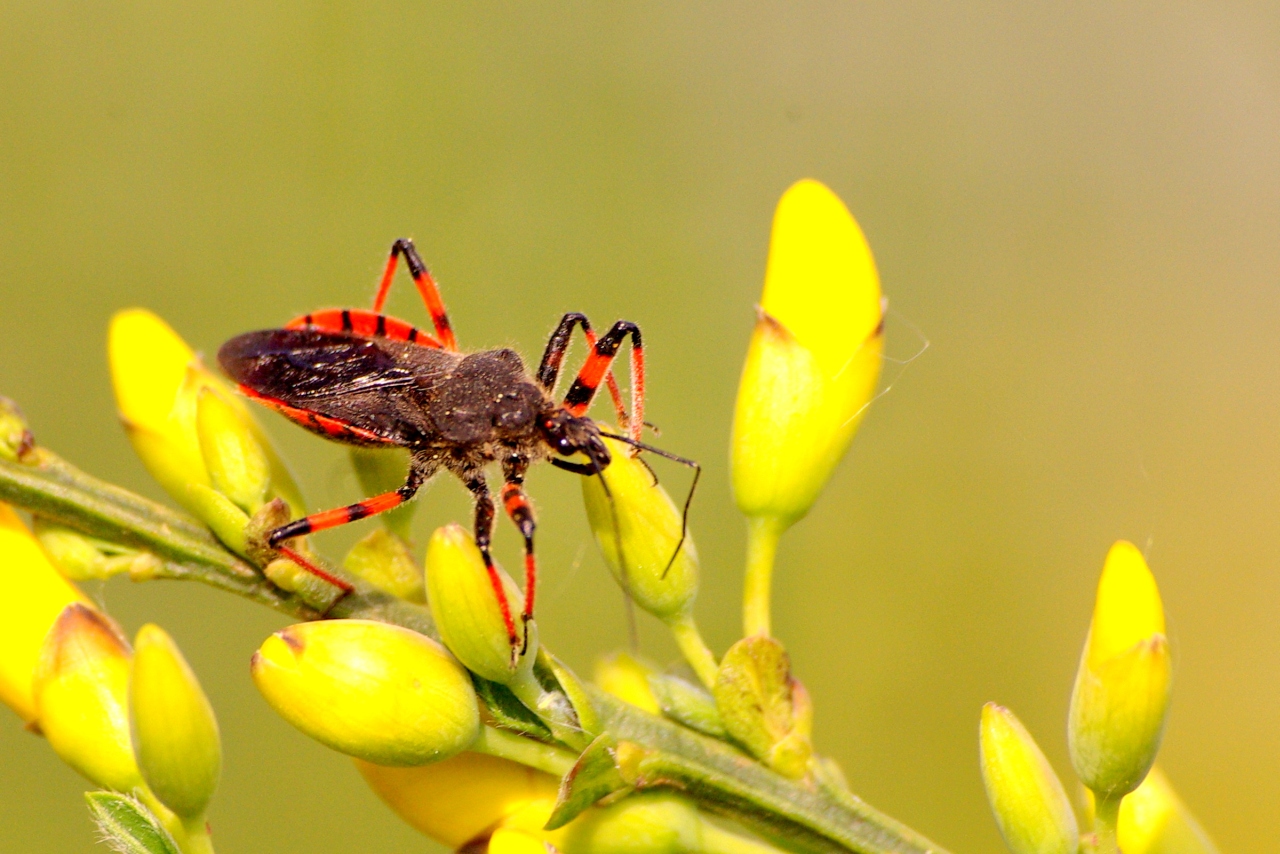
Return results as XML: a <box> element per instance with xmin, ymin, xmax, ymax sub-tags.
<box><xmin>85</xmin><ymin>791</ymin><xmax>181</xmax><ymax>854</ymax></box>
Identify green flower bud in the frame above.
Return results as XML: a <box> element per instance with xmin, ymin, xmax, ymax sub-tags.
<box><xmin>33</xmin><ymin>520</ymin><xmax>132</xmax><ymax>581</ymax></box>
<box><xmin>581</xmin><ymin>433</ymin><xmax>698</xmax><ymax>623</ymax></box>
<box><xmin>425</xmin><ymin>524</ymin><xmax>536</xmax><ymax>685</ymax></box>
<box><xmin>130</xmin><ymin>624</ymin><xmax>221</xmax><ymax>820</ymax></box>
<box><xmin>344</xmin><ymin>528</ymin><xmax>425</xmax><ymax>603</ymax></box>
<box><xmin>251</xmin><ymin>619</ymin><xmax>479</xmax><ymax>766</ymax></box>
<box><xmin>555</xmin><ymin>792</ymin><xmax>703</xmax><ymax>854</ymax></box>
<box><xmin>0</xmin><ymin>396</ymin><xmax>34</xmax><ymax>462</ymax></box>
<box><xmin>1069</xmin><ymin>542</ymin><xmax>1172</xmax><ymax>799</ymax></box>
<box><xmin>195</xmin><ymin>387</ymin><xmax>269</xmax><ymax>513</ymax></box>
<box><xmin>33</xmin><ymin>604</ymin><xmax>142</xmax><ymax>792</ymax></box>
<box><xmin>731</xmin><ymin>179</ymin><xmax>884</xmax><ymax>528</ymax></box>
<box><xmin>979</xmin><ymin>703</ymin><xmax>1079</xmax><ymax>854</ymax></box>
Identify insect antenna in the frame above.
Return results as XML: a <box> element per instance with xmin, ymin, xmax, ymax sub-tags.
<box><xmin>591</xmin><ymin>455</ymin><xmax>639</xmax><ymax>650</ymax></box>
<box><xmin>597</xmin><ymin>431</ymin><xmax>702</xmax><ymax>580</ymax></box>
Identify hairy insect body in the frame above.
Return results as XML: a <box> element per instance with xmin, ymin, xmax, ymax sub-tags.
<box><xmin>221</xmin><ymin>329</ymin><xmax>555</xmax><ymax>481</ymax></box>
<box><xmin>218</xmin><ymin>238</ymin><xmax>647</xmax><ymax>647</ymax></box>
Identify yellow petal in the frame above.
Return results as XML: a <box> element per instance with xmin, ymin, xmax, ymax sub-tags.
<box><xmin>761</xmin><ymin>179</ymin><xmax>883</xmax><ymax>374</ymax></box>
<box><xmin>33</xmin><ymin>604</ymin><xmax>141</xmax><ymax>792</ymax></box>
<box><xmin>0</xmin><ymin>505</ymin><xmax>90</xmax><ymax>722</ymax></box>
<box><xmin>355</xmin><ymin>753</ymin><xmax>559</xmax><ymax>848</ymax></box>
<box><xmin>1089</xmin><ymin>541</ymin><xmax>1165</xmax><ymax>668</ymax></box>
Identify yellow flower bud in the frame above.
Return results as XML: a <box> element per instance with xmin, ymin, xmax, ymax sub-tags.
<box><xmin>488</xmin><ymin>828</ymin><xmax>554</xmax><ymax>854</ymax></box>
<box><xmin>195</xmin><ymin>387</ymin><xmax>269</xmax><ymax>513</ymax></box>
<box><xmin>108</xmin><ymin>308</ymin><xmax>303</xmax><ymax>522</ymax></box>
<box><xmin>344</xmin><ymin>528</ymin><xmax>425</xmax><ymax>603</ymax></box>
<box><xmin>131</xmin><ymin>624</ymin><xmax>221</xmax><ymax>820</ymax></box>
<box><xmin>1069</xmin><ymin>541</ymin><xmax>1173</xmax><ymax>799</ymax></box>
<box><xmin>0</xmin><ymin>505</ymin><xmax>91</xmax><ymax>723</ymax></box>
<box><xmin>1090</xmin><ymin>767</ymin><xmax>1219</xmax><ymax>854</ymax></box>
<box><xmin>425</xmin><ymin>524</ymin><xmax>536</xmax><ymax>685</ymax></box>
<box><xmin>979</xmin><ymin>703</ymin><xmax>1079</xmax><ymax>854</ymax></box>
<box><xmin>251</xmin><ymin>619</ymin><xmax>479</xmax><ymax>766</ymax></box>
<box><xmin>581</xmin><ymin>434</ymin><xmax>699</xmax><ymax>623</ymax></box>
<box><xmin>731</xmin><ymin>179</ymin><xmax>884</xmax><ymax>528</ymax></box>
<box><xmin>33</xmin><ymin>604</ymin><xmax>142</xmax><ymax>792</ymax></box>
<box><xmin>593</xmin><ymin>652</ymin><xmax>661</xmax><ymax>714</ymax></box>
<box><xmin>356</xmin><ymin>752</ymin><xmax>560</xmax><ymax>848</ymax></box>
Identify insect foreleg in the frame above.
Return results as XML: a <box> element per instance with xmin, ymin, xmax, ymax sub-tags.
<box><xmin>562</xmin><ymin>320</ymin><xmax>644</xmax><ymax>443</ymax></box>
<box><xmin>537</xmin><ymin>312</ymin><xmax>628</xmax><ymax>428</ymax></box>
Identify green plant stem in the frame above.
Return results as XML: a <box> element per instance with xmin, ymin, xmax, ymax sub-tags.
<box><xmin>179</xmin><ymin>815</ymin><xmax>216</xmax><ymax>854</ymax></box>
<box><xmin>0</xmin><ymin>445</ymin><xmax>948</xmax><ymax>854</ymax></box>
<box><xmin>1093</xmin><ymin>793</ymin><xmax>1121</xmax><ymax>854</ymax></box>
<box><xmin>744</xmin><ymin>515</ymin><xmax>784</xmax><ymax>637</ymax></box>
<box><xmin>0</xmin><ymin>452</ymin><xmax>436</xmax><ymax>635</ymax></box>
<box><xmin>471</xmin><ymin>725</ymin><xmax>577</xmax><ymax>777</ymax></box>
<box><xmin>668</xmin><ymin>612</ymin><xmax>720</xmax><ymax>690</ymax></box>
<box><xmin>595</xmin><ymin>690</ymin><xmax>947</xmax><ymax>854</ymax></box>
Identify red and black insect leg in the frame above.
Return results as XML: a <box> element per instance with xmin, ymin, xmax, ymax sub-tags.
<box><xmin>562</xmin><ymin>320</ymin><xmax>645</xmax><ymax>443</ymax></box>
<box><xmin>372</xmin><ymin>238</ymin><xmax>457</xmax><ymax>351</ymax></box>
<box><xmin>537</xmin><ymin>313</ymin><xmax>631</xmax><ymax>432</ymax></box>
<box><xmin>465</xmin><ymin>474</ymin><xmax>522</xmax><ymax>651</ymax></box>
<box><xmin>285</xmin><ymin>308</ymin><xmax>444</xmax><ymax>349</ymax></box>
<box><xmin>500</xmin><ymin>455</ymin><xmax>538</xmax><ymax>651</ymax></box>
<box><xmin>267</xmin><ymin>457</ymin><xmax>431</xmax><ymax>586</ymax></box>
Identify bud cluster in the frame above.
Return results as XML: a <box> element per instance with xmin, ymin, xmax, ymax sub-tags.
<box><xmin>0</xmin><ymin>506</ymin><xmax>222</xmax><ymax>852</ymax></box>
<box><xmin>980</xmin><ymin>543</ymin><xmax>1217</xmax><ymax>854</ymax></box>
<box><xmin>0</xmin><ymin>180</ymin><xmax>1224</xmax><ymax>854</ymax></box>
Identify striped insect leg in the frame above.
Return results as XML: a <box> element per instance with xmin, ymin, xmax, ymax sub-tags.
<box><xmin>268</xmin><ymin>460</ymin><xmax>428</xmax><ymax>557</ymax></box>
<box><xmin>500</xmin><ymin>480</ymin><xmax>538</xmax><ymax>652</ymax></box>
<box><xmin>285</xmin><ymin>309</ymin><xmax>444</xmax><ymax>349</ymax></box>
<box><xmin>537</xmin><ymin>313</ymin><xmax>630</xmax><ymax>431</ymax></box>
<box><xmin>562</xmin><ymin>320</ymin><xmax>645</xmax><ymax>443</ymax></box>
<box><xmin>372</xmin><ymin>238</ymin><xmax>457</xmax><ymax>351</ymax></box>
<box><xmin>275</xmin><ymin>544</ymin><xmax>355</xmax><ymax>596</ymax></box>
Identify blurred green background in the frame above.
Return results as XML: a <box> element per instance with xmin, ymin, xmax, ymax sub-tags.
<box><xmin>1</xmin><ymin>3</ymin><xmax>1276</xmax><ymax>851</ymax></box>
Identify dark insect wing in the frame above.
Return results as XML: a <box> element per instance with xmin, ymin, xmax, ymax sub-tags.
<box><xmin>218</xmin><ymin>328</ymin><xmax>419</xmax><ymax>399</ymax></box>
<box><xmin>218</xmin><ymin>328</ymin><xmax>431</xmax><ymax>445</ymax></box>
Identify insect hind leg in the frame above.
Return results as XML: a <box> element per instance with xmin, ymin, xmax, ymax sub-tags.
<box><xmin>373</xmin><ymin>238</ymin><xmax>458</xmax><ymax>350</ymax></box>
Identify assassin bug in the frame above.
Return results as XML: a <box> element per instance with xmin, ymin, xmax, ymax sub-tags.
<box><xmin>218</xmin><ymin>238</ymin><xmax>690</xmax><ymax>648</ymax></box>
